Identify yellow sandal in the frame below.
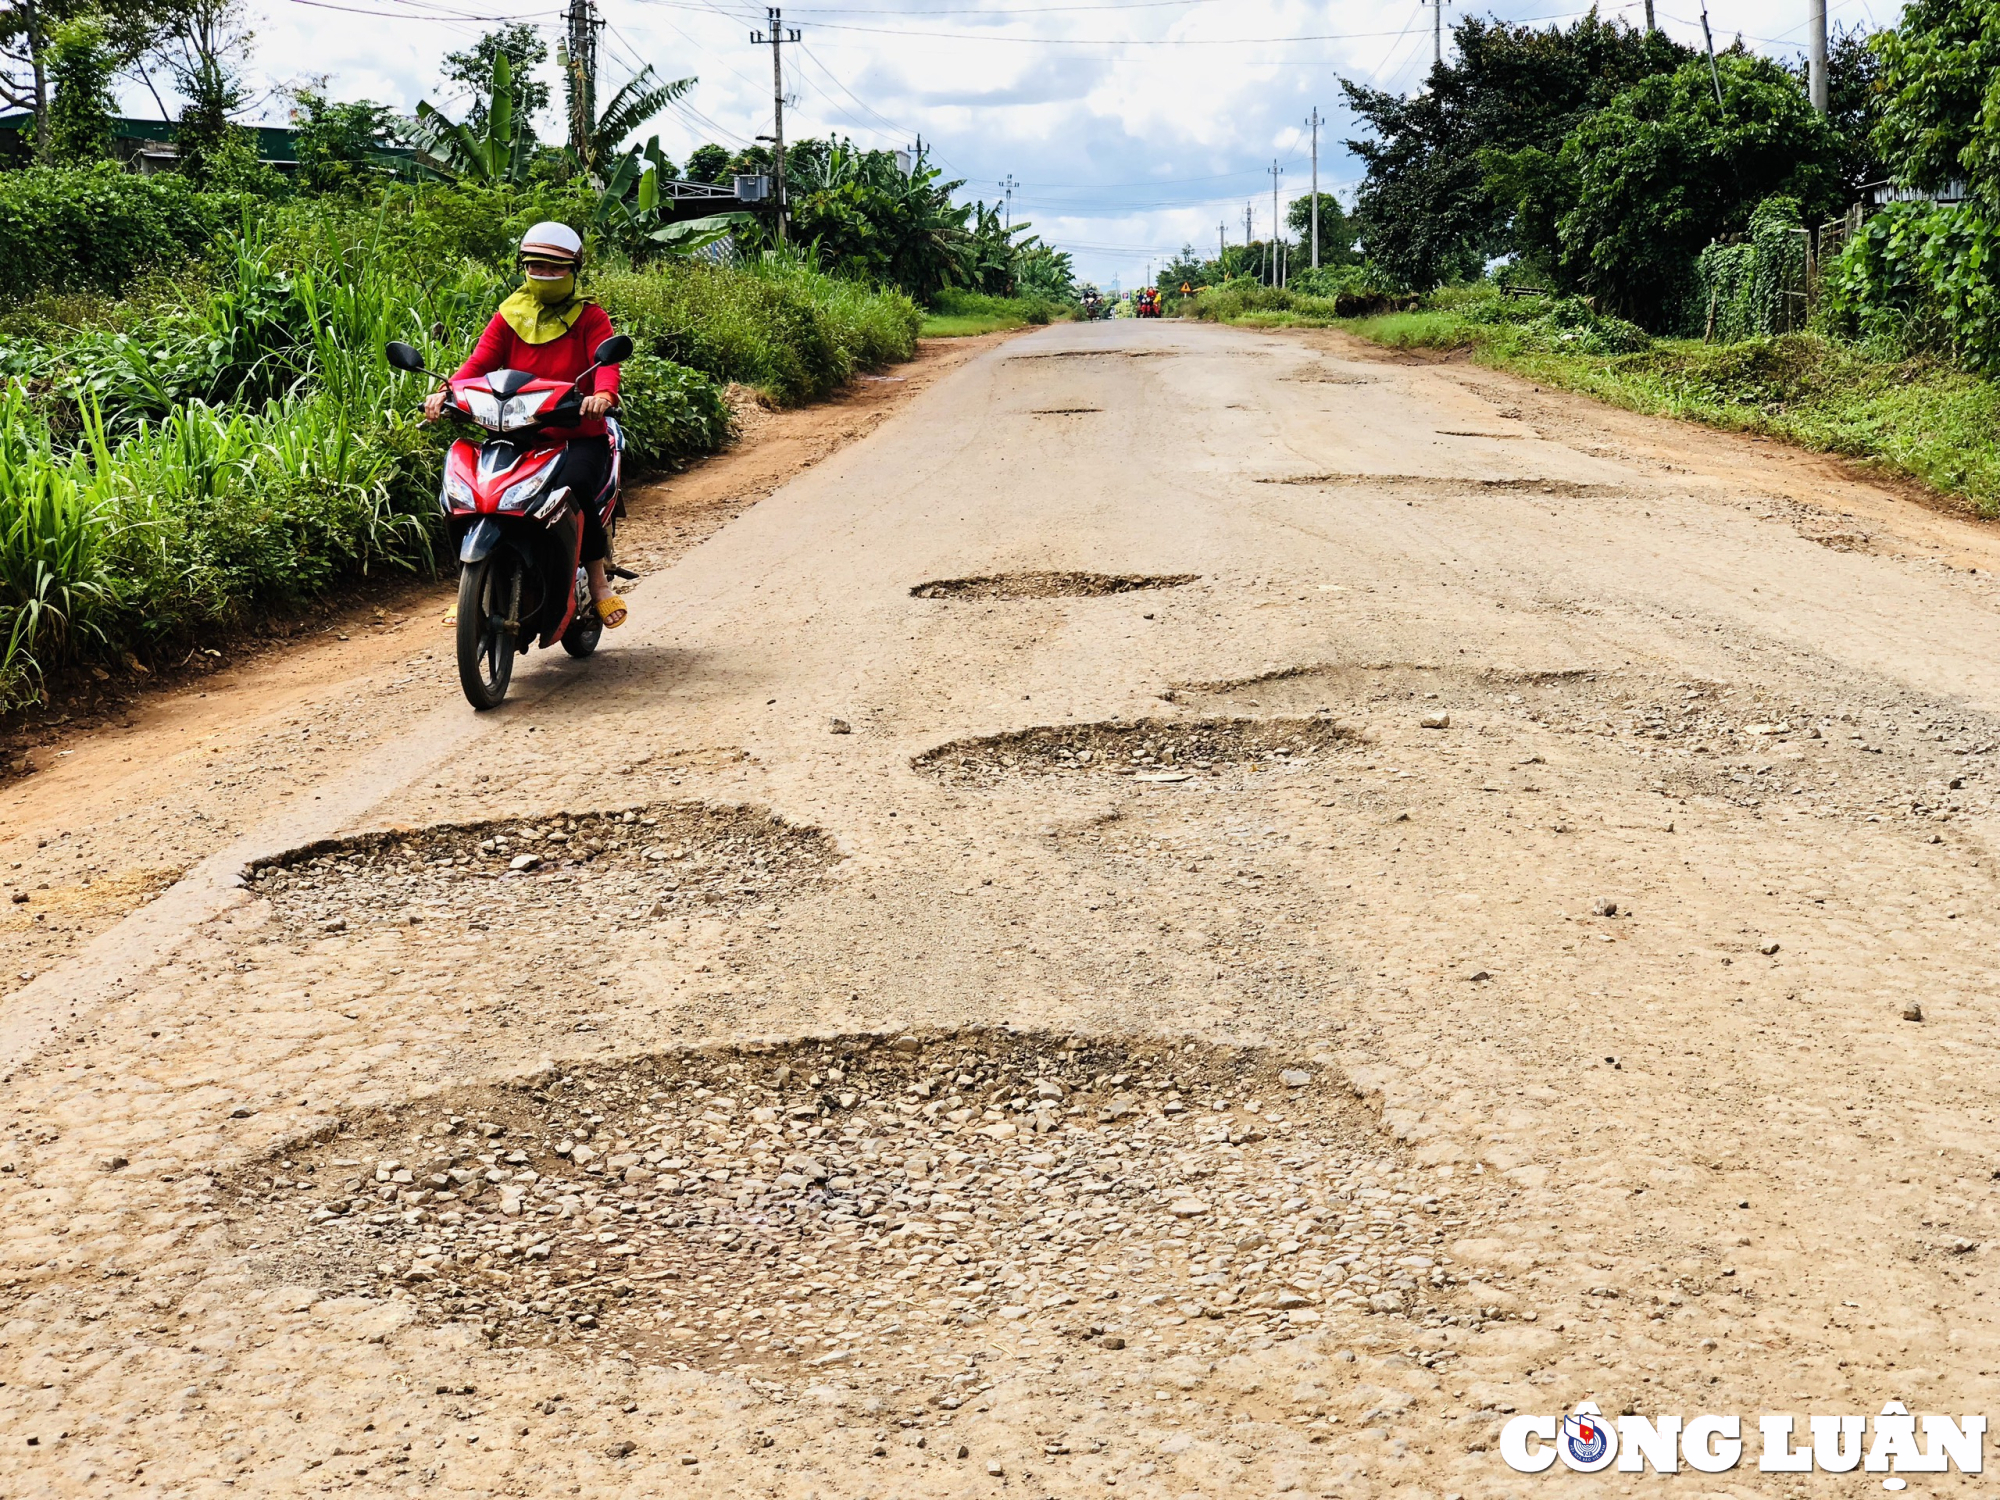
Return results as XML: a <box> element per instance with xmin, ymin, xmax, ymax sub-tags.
<box><xmin>595</xmin><ymin>595</ymin><xmax>628</xmax><ymax>629</ymax></box>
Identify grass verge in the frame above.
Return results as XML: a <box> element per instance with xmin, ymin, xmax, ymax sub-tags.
<box><xmin>1340</xmin><ymin>300</ymin><xmax>2000</xmax><ymax>516</ymax></box>
<box><xmin>920</xmin><ymin>288</ymin><xmax>1070</xmax><ymax>337</ymax></box>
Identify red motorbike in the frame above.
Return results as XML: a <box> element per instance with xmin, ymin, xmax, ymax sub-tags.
<box><xmin>386</xmin><ymin>335</ymin><xmax>633</xmax><ymax>709</ymax></box>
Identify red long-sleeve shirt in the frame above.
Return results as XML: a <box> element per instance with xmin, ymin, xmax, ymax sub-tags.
<box><xmin>453</xmin><ymin>302</ymin><xmax>623</xmax><ymax>437</ymax></box>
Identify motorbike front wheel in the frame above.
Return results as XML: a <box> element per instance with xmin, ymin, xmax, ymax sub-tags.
<box><xmin>457</xmin><ymin>553</ymin><xmax>520</xmax><ymax>709</ymax></box>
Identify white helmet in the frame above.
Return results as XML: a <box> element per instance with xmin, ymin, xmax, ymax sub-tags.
<box><xmin>520</xmin><ymin>221</ymin><xmax>583</xmax><ymax>265</ymax></box>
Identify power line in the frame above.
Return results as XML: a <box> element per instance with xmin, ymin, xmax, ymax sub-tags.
<box><xmin>661</xmin><ymin>0</ymin><xmax>1244</xmax><ymax>13</ymax></box>
<box><xmin>283</xmin><ymin>0</ymin><xmax>560</xmax><ymax>20</ymax></box>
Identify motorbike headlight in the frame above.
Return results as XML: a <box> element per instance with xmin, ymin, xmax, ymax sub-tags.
<box><xmin>442</xmin><ymin>470</ymin><xmax>475</xmax><ymax>510</ymax></box>
<box><xmin>498</xmin><ymin>473</ymin><xmax>546</xmax><ymax>511</ymax></box>
<box><xmin>499</xmin><ymin>390</ymin><xmax>553</xmax><ymax>430</ymax></box>
<box><xmin>461</xmin><ymin>389</ymin><xmax>502</xmax><ymax>427</ymax></box>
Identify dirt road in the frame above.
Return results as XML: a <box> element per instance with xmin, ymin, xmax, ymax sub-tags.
<box><xmin>6</xmin><ymin>317</ymin><xmax>2000</xmax><ymax>1497</ymax></box>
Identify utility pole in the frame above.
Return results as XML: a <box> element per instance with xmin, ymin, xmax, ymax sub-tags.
<box><xmin>998</xmin><ymin>173</ymin><xmax>1019</xmax><ymax>233</ymax></box>
<box><xmin>1699</xmin><ymin>5</ymin><xmax>1724</xmax><ymax>109</ymax></box>
<box><xmin>1807</xmin><ymin>0</ymin><xmax>1828</xmax><ymax>113</ymax></box>
<box><xmin>1218</xmin><ymin>219</ymin><xmax>1225</xmax><ymax>268</ymax></box>
<box><xmin>1428</xmin><ymin>0</ymin><xmax>1449</xmax><ymax>68</ymax></box>
<box><xmin>1307</xmin><ymin>106</ymin><xmax>1320</xmax><ymax>270</ymax></box>
<box><xmin>565</xmin><ymin>0</ymin><xmax>602</xmax><ymax>164</ymax></box>
<box><xmin>751</xmin><ymin>7</ymin><xmax>802</xmax><ymax>246</ymax></box>
<box><xmin>1643</xmin><ymin>0</ymin><xmax>1656</xmax><ymax>30</ymax></box>
<box><xmin>1269</xmin><ymin>160</ymin><xmax>1282</xmax><ymax>288</ymax></box>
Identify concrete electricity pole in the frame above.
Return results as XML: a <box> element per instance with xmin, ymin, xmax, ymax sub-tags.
<box><xmin>998</xmin><ymin>173</ymin><xmax>1019</xmax><ymax>233</ymax></box>
<box><xmin>1644</xmin><ymin>0</ymin><xmax>1656</xmax><ymax>30</ymax></box>
<box><xmin>1699</xmin><ymin>4</ymin><xmax>1724</xmax><ymax>109</ymax></box>
<box><xmin>751</xmin><ymin>7</ymin><xmax>802</xmax><ymax>246</ymax></box>
<box><xmin>1808</xmin><ymin>0</ymin><xmax>1828</xmax><ymax>113</ymax></box>
<box><xmin>1428</xmin><ymin>0</ymin><xmax>1449</xmax><ymax>67</ymax></box>
<box><xmin>565</xmin><ymin>0</ymin><xmax>603</xmax><ymax>164</ymax></box>
<box><xmin>1268</xmin><ymin>160</ymin><xmax>1281</xmax><ymax>288</ymax></box>
<box><xmin>1307</xmin><ymin>106</ymin><xmax>1321</xmax><ymax>270</ymax></box>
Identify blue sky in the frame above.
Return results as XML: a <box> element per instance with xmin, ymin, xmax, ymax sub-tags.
<box><xmin>120</xmin><ymin>0</ymin><xmax>1886</xmax><ymax>289</ymax></box>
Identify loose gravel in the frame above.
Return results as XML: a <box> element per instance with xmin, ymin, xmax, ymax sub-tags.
<box><xmin>246</xmin><ymin>802</ymin><xmax>838</xmax><ymax>935</ymax></box>
<box><xmin>237</xmin><ymin>1031</ymin><xmax>1498</xmax><ymax>1381</ymax></box>
<box><xmin>913</xmin><ymin>716</ymin><xmax>1359</xmax><ymax>787</ymax></box>
<box><xmin>910</xmin><ymin>573</ymin><xmax>1199</xmax><ymax>601</ymax></box>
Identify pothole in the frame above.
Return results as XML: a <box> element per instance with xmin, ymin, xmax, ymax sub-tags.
<box><xmin>910</xmin><ymin>572</ymin><xmax>1198</xmax><ymax>601</ymax></box>
<box><xmin>246</xmin><ymin>803</ymin><xmax>838</xmax><ymax>934</ymax></box>
<box><xmin>1257</xmin><ymin>473</ymin><xmax>1617</xmax><ymax>497</ymax></box>
<box><xmin>912</xmin><ymin>716</ymin><xmax>1356</xmax><ymax>786</ymax></box>
<box><xmin>236</xmin><ymin>1030</ymin><xmax>1493</xmax><ymax>1379</ymax></box>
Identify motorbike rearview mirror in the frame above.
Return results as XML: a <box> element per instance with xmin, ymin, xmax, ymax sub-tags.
<box><xmin>592</xmin><ymin>334</ymin><xmax>633</xmax><ymax>366</ymax></box>
<box><xmin>385</xmin><ymin>341</ymin><xmax>427</xmax><ymax>373</ymax></box>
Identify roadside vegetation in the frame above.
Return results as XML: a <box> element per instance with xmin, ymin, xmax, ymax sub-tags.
<box><xmin>1344</xmin><ymin>288</ymin><xmax>2000</xmax><ymax>512</ymax></box>
<box><xmin>1168</xmin><ymin>2</ymin><xmax>2000</xmax><ymax>515</ymax></box>
<box><xmin>0</xmin><ymin>12</ymin><xmax>1086</xmax><ymax>716</ymax></box>
<box><xmin>919</xmin><ymin>288</ymin><xmax>1071</xmax><ymax>337</ymax></box>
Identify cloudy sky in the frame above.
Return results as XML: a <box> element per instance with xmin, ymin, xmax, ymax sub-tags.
<box><xmin>121</xmin><ymin>0</ymin><xmax>1887</xmax><ymax>288</ymax></box>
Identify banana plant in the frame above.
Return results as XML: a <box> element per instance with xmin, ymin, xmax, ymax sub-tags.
<box><xmin>407</xmin><ymin>50</ymin><xmax>532</xmax><ymax>186</ymax></box>
<box><xmin>562</xmin><ymin>61</ymin><xmax>694</xmax><ymax>183</ymax></box>
<box><xmin>591</xmin><ymin>134</ymin><xmax>748</xmax><ymax>258</ymax></box>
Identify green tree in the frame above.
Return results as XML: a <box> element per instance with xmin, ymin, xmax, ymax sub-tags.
<box><xmin>42</xmin><ymin>14</ymin><xmax>116</xmax><ymax>163</ymax></box>
<box><xmin>158</xmin><ymin>0</ymin><xmax>253</xmax><ymax>186</ymax></box>
<box><xmin>1340</xmin><ymin>12</ymin><xmax>1690</xmax><ymax>287</ymax></box>
<box><xmin>1286</xmin><ymin>192</ymin><xmax>1357</xmax><ymax>268</ymax></box>
<box><xmin>1871</xmin><ymin>0</ymin><xmax>2000</xmax><ymax>205</ymax></box>
<box><xmin>291</xmin><ymin>91</ymin><xmax>401</xmax><ymax>194</ymax></box>
<box><xmin>686</xmin><ymin>142</ymin><xmax>730</xmax><ymax>183</ymax></box>
<box><xmin>1789</xmin><ymin>23</ymin><xmax>1885</xmax><ymax>197</ymax></box>
<box><xmin>1541</xmin><ymin>54</ymin><xmax>1847</xmax><ymax>328</ymax></box>
<box><xmin>442</xmin><ymin>24</ymin><xmax>547</xmax><ymax>142</ymax></box>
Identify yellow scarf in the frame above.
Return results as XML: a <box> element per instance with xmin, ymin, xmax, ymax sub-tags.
<box><xmin>498</xmin><ymin>283</ymin><xmax>590</xmax><ymax>345</ymax></box>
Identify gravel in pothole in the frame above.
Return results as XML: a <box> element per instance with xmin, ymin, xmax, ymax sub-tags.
<box><xmin>238</xmin><ymin>1031</ymin><xmax>1502</xmax><ymax>1381</ymax></box>
<box><xmin>246</xmin><ymin>802</ymin><xmax>837</xmax><ymax>934</ymax></box>
<box><xmin>910</xmin><ymin>572</ymin><xmax>1198</xmax><ymax>601</ymax></box>
<box><xmin>913</xmin><ymin>716</ymin><xmax>1358</xmax><ymax>787</ymax></box>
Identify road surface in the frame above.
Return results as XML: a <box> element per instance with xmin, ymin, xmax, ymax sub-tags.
<box><xmin>4</xmin><ymin>318</ymin><xmax>1999</xmax><ymax>1496</ymax></box>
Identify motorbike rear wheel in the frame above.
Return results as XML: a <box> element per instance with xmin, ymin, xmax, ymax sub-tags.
<box><xmin>561</xmin><ymin>566</ymin><xmax>601</xmax><ymax>658</ymax></box>
<box><xmin>456</xmin><ymin>553</ymin><xmax>520</xmax><ymax>709</ymax></box>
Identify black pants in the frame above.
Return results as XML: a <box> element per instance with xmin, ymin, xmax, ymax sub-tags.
<box><xmin>553</xmin><ymin>436</ymin><xmax>612</xmax><ymax>563</ymax></box>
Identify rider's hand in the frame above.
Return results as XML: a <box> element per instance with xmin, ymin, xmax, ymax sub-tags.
<box><xmin>579</xmin><ymin>392</ymin><xmax>614</xmax><ymax>419</ymax></box>
<box><xmin>422</xmin><ymin>388</ymin><xmax>449</xmax><ymax>421</ymax></box>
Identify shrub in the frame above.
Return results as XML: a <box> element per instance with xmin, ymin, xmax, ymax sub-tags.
<box><xmin>1538</xmin><ymin>55</ymin><xmax>1846</xmax><ymax>329</ymax></box>
<box><xmin>616</xmin><ymin>351</ymin><xmax>732</xmax><ymax>470</ymax></box>
<box><xmin>1819</xmin><ymin>200</ymin><xmax>2000</xmax><ymax>372</ymax></box>
<box><xmin>1690</xmin><ymin>197</ymin><xmax>1810</xmax><ymax>340</ymax></box>
<box><xmin>0</xmin><ymin>165</ymin><xmax>232</xmax><ymax>294</ymax></box>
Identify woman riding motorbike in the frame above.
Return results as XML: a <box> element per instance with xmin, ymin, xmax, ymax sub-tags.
<box><xmin>424</xmin><ymin>221</ymin><xmax>629</xmax><ymax>628</ymax></box>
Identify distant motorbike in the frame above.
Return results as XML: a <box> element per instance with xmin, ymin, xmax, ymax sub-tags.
<box><xmin>386</xmin><ymin>335</ymin><xmax>633</xmax><ymax>710</ymax></box>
